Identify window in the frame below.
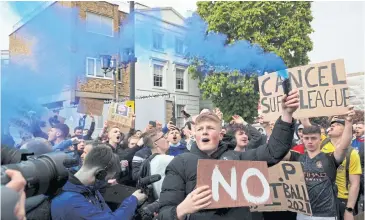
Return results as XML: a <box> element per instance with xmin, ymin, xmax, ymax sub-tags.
<box><xmin>152</xmin><ymin>32</ymin><xmax>163</xmax><ymax>50</ymax></box>
<box><xmin>86</xmin><ymin>12</ymin><xmax>113</xmax><ymax>37</ymax></box>
<box><xmin>176</xmin><ymin>105</ymin><xmax>185</xmax><ymax>117</ymax></box>
<box><xmin>175</xmin><ymin>38</ymin><xmax>184</xmax><ymax>55</ymax></box>
<box><xmin>176</xmin><ymin>68</ymin><xmax>185</xmax><ymax>90</ymax></box>
<box><xmin>176</xmin><ymin>105</ymin><xmax>185</xmax><ymax>128</ymax></box>
<box><xmin>86</xmin><ymin>58</ymin><xmax>112</xmax><ymax>79</ymax></box>
<box><xmin>153</xmin><ymin>64</ymin><xmax>163</xmax><ymax>87</ymax></box>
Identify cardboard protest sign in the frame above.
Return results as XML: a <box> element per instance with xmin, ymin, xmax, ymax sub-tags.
<box><xmin>250</xmin><ymin>162</ymin><xmax>312</xmax><ymax>216</ymax></box>
<box><xmin>259</xmin><ymin>59</ymin><xmax>349</xmax><ymax>121</ymax></box>
<box><xmin>77</xmin><ymin>98</ymin><xmax>104</xmax><ymax>116</ymax></box>
<box><xmin>196</xmin><ymin>160</ymin><xmax>271</xmax><ymax>209</ymax></box>
<box><xmin>107</xmin><ymin>102</ymin><xmax>133</xmax><ymax>133</ymax></box>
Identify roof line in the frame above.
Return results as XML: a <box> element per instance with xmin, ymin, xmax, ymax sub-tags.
<box><xmin>136</xmin><ymin>7</ymin><xmax>186</xmax><ymax>20</ymax></box>
<box><xmin>12</xmin><ymin>1</ymin><xmax>57</xmax><ymax>34</ymax></box>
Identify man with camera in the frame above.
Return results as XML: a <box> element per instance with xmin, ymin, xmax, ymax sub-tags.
<box><xmin>51</xmin><ymin>144</ymin><xmax>147</xmax><ymax>219</ymax></box>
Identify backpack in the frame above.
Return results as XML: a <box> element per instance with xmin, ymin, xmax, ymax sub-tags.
<box><xmin>345</xmin><ymin>147</ymin><xmax>354</xmax><ymax>191</ymax></box>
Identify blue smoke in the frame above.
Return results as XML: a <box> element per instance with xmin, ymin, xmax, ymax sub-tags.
<box><xmin>184</xmin><ymin>13</ymin><xmax>288</xmax><ymax>78</ymax></box>
<box><xmin>1</xmin><ymin>3</ymin><xmax>288</xmax><ymax>134</ymax></box>
<box><xmin>2</xmin><ymin>2</ymin><xmax>121</xmax><ymax>130</ymax></box>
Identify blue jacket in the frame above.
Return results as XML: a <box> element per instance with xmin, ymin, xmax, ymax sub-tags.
<box><xmin>53</xmin><ymin>139</ymin><xmax>73</xmax><ymax>151</ymax></box>
<box><xmin>167</xmin><ymin>142</ymin><xmax>189</xmax><ymax>157</ymax></box>
<box><xmin>51</xmin><ymin>174</ymin><xmax>138</xmax><ymax>220</ymax></box>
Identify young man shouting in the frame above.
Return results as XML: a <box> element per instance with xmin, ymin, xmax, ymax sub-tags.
<box><xmin>158</xmin><ymin>90</ymin><xmax>300</xmax><ymax>220</ymax></box>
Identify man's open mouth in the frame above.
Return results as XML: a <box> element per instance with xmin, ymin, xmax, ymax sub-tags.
<box><xmin>202</xmin><ymin>138</ymin><xmax>210</xmax><ymax>143</ymax></box>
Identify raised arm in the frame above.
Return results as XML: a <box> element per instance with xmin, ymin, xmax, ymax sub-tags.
<box><xmin>239</xmin><ymin>90</ymin><xmax>299</xmax><ymax>166</ymax></box>
<box><xmin>333</xmin><ymin>106</ymin><xmax>355</xmax><ymax>163</ymax></box>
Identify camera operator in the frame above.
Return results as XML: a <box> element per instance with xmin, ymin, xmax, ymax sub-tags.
<box><xmin>1</xmin><ymin>169</ymin><xmax>26</xmax><ymax>220</ymax></box>
<box><xmin>51</xmin><ymin>144</ymin><xmax>147</xmax><ymax>220</ymax></box>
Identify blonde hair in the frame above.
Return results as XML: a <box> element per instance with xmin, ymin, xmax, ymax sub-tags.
<box><xmin>195</xmin><ymin>112</ymin><xmax>222</xmax><ymax>128</ymax></box>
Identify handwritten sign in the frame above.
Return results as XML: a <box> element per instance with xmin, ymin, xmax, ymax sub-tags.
<box><xmin>250</xmin><ymin>162</ymin><xmax>312</xmax><ymax>215</ymax></box>
<box><xmin>259</xmin><ymin>59</ymin><xmax>349</xmax><ymax>121</ymax></box>
<box><xmin>196</xmin><ymin>160</ymin><xmax>271</xmax><ymax>209</ymax></box>
<box><xmin>107</xmin><ymin>102</ymin><xmax>133</xmax><ymax>133</ymax></box>
<box><xmin>77</xmin><ymin>98</ymin><xmax>104</xmax><ymax>116</ymax></box>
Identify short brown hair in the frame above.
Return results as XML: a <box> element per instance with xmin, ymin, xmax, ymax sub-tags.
<box><xmin>195</xmin><ymin>112</ymin><xmax>222</xmax><ymax>128</ymax></box>
<box><xmin>128</xmin><ymin>135</ymin><xmax>140</xmax><ymax>142</ymax></box>
<box><xmin>356</xmin><ymin>121</ymin><xmax>364</xmax><ymax>125</ymax></box>
<box><xmin>140</xmin><ymin>128</ymin><xmax>161</xmax><ymax>148</ymax></box>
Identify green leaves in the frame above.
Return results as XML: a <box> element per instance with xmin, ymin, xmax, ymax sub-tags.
<box><xmin>192</xmin><ymin>1</ymin><xmax>313</xmax><ymax>123</ymax></box>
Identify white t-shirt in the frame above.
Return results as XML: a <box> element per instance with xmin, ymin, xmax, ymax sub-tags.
<box><xmin>150</xmin><ymin>154</ymin><xmax>174</xmax><ymax>199</ymax></box>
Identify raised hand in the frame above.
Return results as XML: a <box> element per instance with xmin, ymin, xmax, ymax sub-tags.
<box><xmin>344</xmin><ymin>106</ymin><xmax>355</xmax><ymax>122</ymax></box>
<box><xmin>281</xmin><ymin>90</ymin><xmax>300</xmax><ymax>115</ymax></box>
<box><xmin>214</xmin><ymin>108</ymin><xmax>223</xmax><ymax>120</ymax></box>
<box><xmin>232</xmin><ymin>115</ymin><xmax>245</xmax><ymax>125</ymax></box>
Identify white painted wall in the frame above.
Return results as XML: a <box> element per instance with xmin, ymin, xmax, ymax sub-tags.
<box><xmin>133</xmin><ymin>8</ymin><xmax>200</xmax><ymax>128</ymax></box>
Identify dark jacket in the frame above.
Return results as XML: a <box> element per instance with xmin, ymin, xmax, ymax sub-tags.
<box><xmin>107</xmin><ymin>143</ymin><xmax>143</xmax><ymax>186</ymax></box>
<box><xmin>83</xmin><ymin>121</ymin><xmax>95</xmax><ymax>140</ymax></box>
<box><xmin>158</xmin><ymin>117</ymin><xmax>295</xmax><ymax>220</ymax></box>
<box><xmin>51</xmin><ymin>174</ymin><xmax>138</xmax><ymax>220</ymax></box>
<box><xmin>132</xmin><ymin>147</ymin><xmax>153</xmax><ymax>181</ymax></box>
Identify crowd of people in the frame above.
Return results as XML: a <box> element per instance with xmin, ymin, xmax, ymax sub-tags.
<box><xmin>1</xmin><ymin>90</ymin><xmax>364</xmax><ymax>220</ymax></box>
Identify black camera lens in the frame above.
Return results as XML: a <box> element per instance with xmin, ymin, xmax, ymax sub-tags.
<box><xmin>1</xmin><ymin>151</ymin><xmax>78</xmax><ymax>197</ymax></box>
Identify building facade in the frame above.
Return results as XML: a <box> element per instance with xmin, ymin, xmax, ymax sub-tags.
<box><xmin>347</xmin><ymin>72</ymin><xmax>364</xmax><ymax>111</ymax></box>
<box><xmin>0</xmin><ymin>50</ymin><xmax>9</xmax><ymax>69</ymax></box>
<box><xmin>8</xmin><ymin>1</ymin><xmax>130</xmax><ymax>135</ymax></box>
<box><xmin>132</xmin><ymin>7</ymin><xmax>200</xmax><ymax>129</ymax></box>
<box><xmin>8</xmin><ymin>1</ymin><xmax>201</xmax><ymax>133</ymax></box>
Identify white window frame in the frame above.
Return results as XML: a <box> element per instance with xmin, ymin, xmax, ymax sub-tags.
<box><xmin>86</xmin><ymin>57</ymin><xmax>113</xmax><ymax>80</ymax></box>
<box><xmin>152</xmin><ymin>31</ymin><xmax>164</xmax><ymax>52</ymax></box>
<box><xmin>174</xmin><ymin>64</ymin><xmax>188</xmax><ymax>93</ymax></box>
<box><xmin>86</xmin><ymin>11</ymin><xmax>114</xmax><ymax>37</ymax></box>
<box><xmin>150</xmin><ymin>58</ymin><xmax>167</xmax><ymax>90</ymax></box>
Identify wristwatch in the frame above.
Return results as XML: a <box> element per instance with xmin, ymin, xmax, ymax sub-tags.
<box><xmin>345</xmin><ymin>207</ymin><xmax>353</xmax><ymax>213</ymax></box>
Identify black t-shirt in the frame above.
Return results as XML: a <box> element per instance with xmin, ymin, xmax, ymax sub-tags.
<box><xmin>290</xmin><ymin>151</ymin><xmax>340</xmax><ymax>217</ymax></box>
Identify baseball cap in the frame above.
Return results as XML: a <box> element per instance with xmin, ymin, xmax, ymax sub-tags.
<box><xmin>298</xmin><ymin>124</ymin><xmax>304</xmax><ymax>130</ymax></box>
<box><xmin>330</xmin><ymin>119</ymin><xmax>345</xmax><ymax>126</ymax></box>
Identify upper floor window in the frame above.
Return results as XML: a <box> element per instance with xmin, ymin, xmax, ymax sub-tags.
<box><xmin>86</xmin><ymin>57</ymin><xmax>112</xmax><ymax>79</ymax></box>
<box><xmin>175</xmin><ymin>38</ymin><xmax>184</xmax><ymax>55</ymax></box>
<box><xmin>152</xmin><ymin>32</ymin><xmax>163</xmax><ymax>51</ymax></box>
<box><xmin>86</xmin><ymin>12</ymin><xmax>114</xmax><ymax>37</ymax></box>
<box><xmin>176</xmin><ymin>68</ymin><xmax>185</xmax><ymax>90</ymax></box>
<box><xmin>153</xmin><ymin>64</ymin><xmax>164</xmax><ymax>87</ymax></box>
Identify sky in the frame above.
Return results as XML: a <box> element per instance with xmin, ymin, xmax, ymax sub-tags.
<box><xmin>0</xmin><ymin>1</ymin><xmax>364</xmax><ymax>73</ymax></box>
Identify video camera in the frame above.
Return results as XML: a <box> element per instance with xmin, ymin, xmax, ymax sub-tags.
<box><xmin>1</xmin><ymin>150</ymin><xmax>79</xmax><ymax>197</ymax></box>
<box><xmin>135</xmin><ymin>174</ymin><xmax>161</xmax><ymax>220</ymax></box>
